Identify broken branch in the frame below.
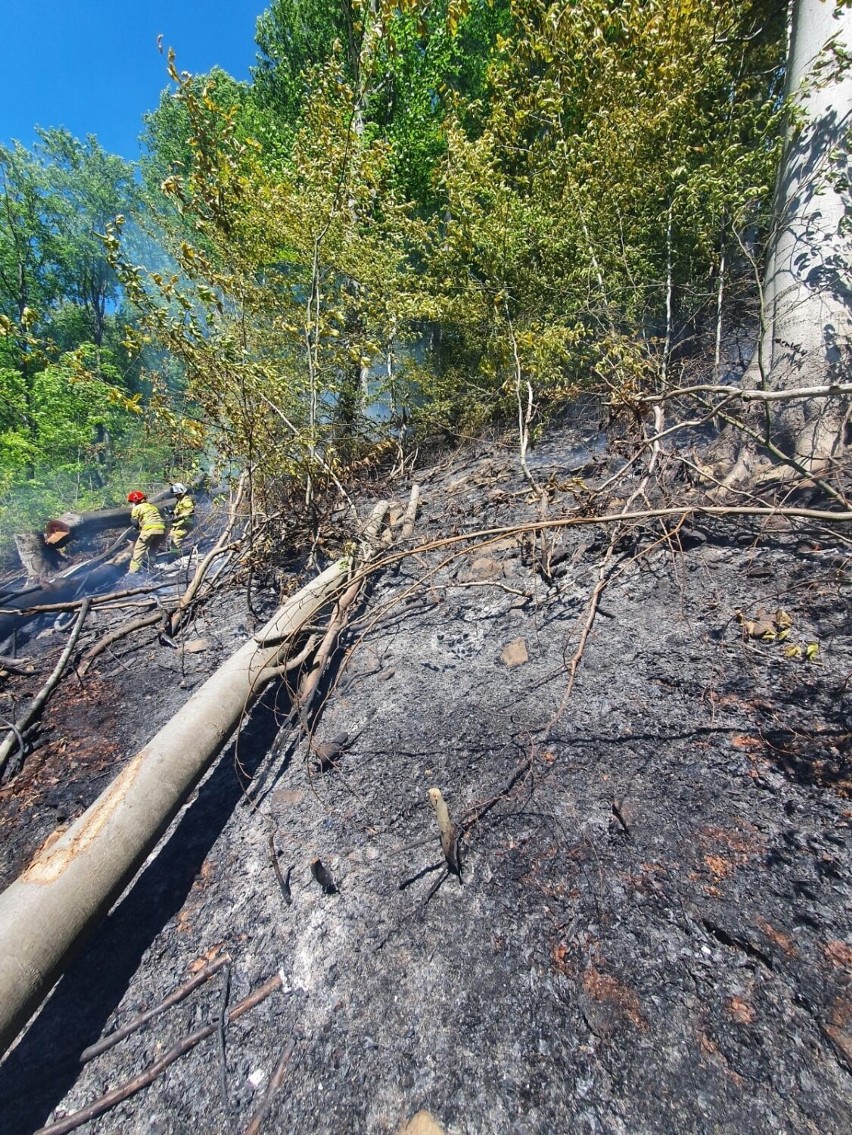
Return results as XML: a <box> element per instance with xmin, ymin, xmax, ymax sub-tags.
<box><xmin>633</xmin><ymin>380</ymin><xmax>852</xmax><ymax>405</ymax></box>
<box><xmin>0</xmin><ymin>582</ymin><xmax>169</xmax><ymax>618</ymax></box>
<box><xmin>78</xmin><ymin>609</ymin><xmax>165</xmax><ymax>677</ymax></box>
<box><xmin>428</xmin><ymin>788</ymin><xmax>461</xmax><ymax>877</ymax></box>
<box><xmin>79</xmin><ymin>955</ymin><xmax>231</xmax><ymax>1063</ymax></box>
<box><xmin>34</xmin><ymin>974</ymin><xmax>284</xmax><ymax>1135</ymax></box>
<box><xmin>268</xmin><ymin>833</ymin><xmax>292</xmax><ymax>907</ymax></box>
<box><xmin>0</xmin><ymin>599</ymin><xmax>91</xmax><ymax>781</ymax></box>
<box><xmin>166</xmin><ymin>474</ymin><xmax>248</xmax><ymax>636</ymax></box>
<box><xmin>241</xmin><ymin>1040</ymin><xmax>296</xmax><ymax>1135</ymax></box>
<box><xmin>400</xmin><ymin>484</ymin><xmax>421</xmax><ymax>543</ymax></box>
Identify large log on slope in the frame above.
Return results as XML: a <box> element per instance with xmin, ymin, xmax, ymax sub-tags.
<box><xmin>0</xmin><ymin>561</ymin><xmax>128</xmax><ymax>646</ymax></box>
<box><xmin>0</xmin><ymin>490</ymin><xmax>183</xmax><ymax>644</ymax></box>
<box><xmin>42</xmin><ymin>482</ymin><xmax>220</xmax><ymax>548</ymax></box>
<box><xmin>0</xmin><ymin>553</ymin><xmax>356</xmax><ymax>1057</ymax></box>
<box><xmin>43</xmin><ymin>489</ymin><xmax>180</xmax><ymax>548</ymax></box>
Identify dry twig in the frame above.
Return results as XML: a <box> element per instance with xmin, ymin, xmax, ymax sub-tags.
<box><xmin>427</xmin><ymin>787</ymin><xmax>461</xmax><ymax>877</ymax></box>
<box><xmin>0</xmin><ymin>582</ymin><xmax>170</xmax><ymax>618</ymax></box>
<box><xmin>217</xmin><ymin>962</ymin><xmax>232</xmax><ymax>1115</ymax></box>
<box><xmin>78</xmin><ymin>609</ymin><xmax>165</xmax><ymax>677</ymax></box>
<box><xmin>0</xmin><ymin>599</ymin><xmax>91</xmax><ymax>780</ymax></box>
<box><xmin>268</xmin><ymin>833</ymin><xmax>292</xmax><ymax>906</ymax></box>
<box><xmin>240</xmin><ymin>1041</ymin><xmax>296</xmax><ymax>1135</ymax></box>
<box><xmin>79</xmin><ymin>956</ymin><xmax>231</xmax><ymax>1063</ymax></box>
<box><xmin>34</xmin><ymin>975</ymin><xmax>284</xmax><ymax>1135</ymax></box>
<box><xmin>166</xmin><ymin>474</ymin><xmax>248</xmax><ymax>636</ymax></box>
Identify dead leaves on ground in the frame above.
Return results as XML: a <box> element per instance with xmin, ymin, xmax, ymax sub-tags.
<box><xmin>737</xmin><ymin>608</ymin><xmax>819</xmax><ymax>662</ymax></box>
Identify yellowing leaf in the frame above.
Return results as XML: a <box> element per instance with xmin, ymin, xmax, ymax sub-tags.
<box><xmin>784</xmin><ymin>644</ymin><xmax>803</xmax><ymax>660</ymax></box>
<box><xmin>805</xmin><ymin>643</ymin><xmax>820</xmax><ymax>662</ymax></box>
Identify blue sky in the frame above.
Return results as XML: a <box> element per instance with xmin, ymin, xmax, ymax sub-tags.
<box><xmin>1</xmin><ymin>0</ymin><xmax>269</xmax><ymax>160</ymax></box>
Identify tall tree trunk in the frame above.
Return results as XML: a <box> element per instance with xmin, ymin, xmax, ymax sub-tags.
<box><xmin>725</xmin><ymin>0</ymin><xmax>852</xmax><ymax>483</ymax></box>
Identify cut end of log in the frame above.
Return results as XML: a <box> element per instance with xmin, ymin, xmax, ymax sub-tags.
<box><xmin>43</xmin><ymin>520</ymin><xmax>72</xmax><ymax>547</ymax></box>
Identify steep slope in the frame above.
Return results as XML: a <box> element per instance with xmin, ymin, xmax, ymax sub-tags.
<box><xmin>0</xmin><ymin>425</ymin><xmax>850</xmax><ymax>1135</ymax></box>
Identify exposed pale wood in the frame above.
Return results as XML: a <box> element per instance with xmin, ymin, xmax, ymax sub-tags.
<box><xmin>427</xmin><ymin>788</ymin><xmax>460</xmax><ymax>877</ymax></box>
<box><xmin>293</xmin><ymin>573</ymin><xmax>362</xmax><ymax>720</ymax></box>
<box><xmin>400</xmin><ymin>484</ymin><xmax>420</xmax><ymax>542</ymax></box>
<box><xmin>637</xmin><ymin>381</ymin><xmax>852</xmax><ymax>405</ymax></box>
<box><xmin>395</xmin><ymin>1111</ymin><xmax>448</xmax><ymax>1135</ymax></box>
<box><xmin>288</xmin><ymin>500</ymin><xmax>390</xmax><ymax>719</ymax></box>
<box><xmin>0</xmin><ymin>556</ymin><xmax>356</xmax><ymax>1056</ymax></box>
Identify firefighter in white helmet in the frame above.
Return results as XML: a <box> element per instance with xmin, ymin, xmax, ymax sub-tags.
<box><xmin>169</xmin><ymin>482</ymin><xmax>195</xmax><ymax>553</ymax></box>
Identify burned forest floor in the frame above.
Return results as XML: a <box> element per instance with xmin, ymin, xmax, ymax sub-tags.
<box><xmin>1</xmin><ymin>418</ymin><xmax>851</xmax><ymax>1135</ymax></box>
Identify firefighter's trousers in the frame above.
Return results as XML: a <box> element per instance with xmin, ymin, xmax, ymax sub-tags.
<box><xmin>170</xmin><ymin>521</ymin><xmax>193</xmax><ymax>551</ymax></box>
<box><xmin>129</xmin><ymin>529</ymin><xmax>165</xmax><ymax>573</ymax></box>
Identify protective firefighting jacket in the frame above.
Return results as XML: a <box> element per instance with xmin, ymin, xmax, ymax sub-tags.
<box><xmin>173</xmin><ymin>495</ymin><xmax>195</xmax><ymax>524</ymax></box>
<box><xmin>131</xmin><ymin>501</ymin><xmax>166</xmax><ymax>534</ymax></box>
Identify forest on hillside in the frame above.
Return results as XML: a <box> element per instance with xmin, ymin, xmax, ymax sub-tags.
<box><xmin>0</xmin><ymin>0</ymin><xmax>791</xmax><ymax>545</ymax></box>
<box><xmin>2</xmin><ymin>0</ymin><xmax>851</xmax><ymax>555</ymax></box>
<box><xmin>2</xmin><ymin>6</ymin><xmax>852</xmax><ymax>1129</ymax></box>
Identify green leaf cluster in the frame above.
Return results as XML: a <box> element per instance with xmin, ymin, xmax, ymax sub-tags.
<box><xmin>0</xmin><ymin>0</ymin><xmax>791</xmax><ymax>551</ymax></box>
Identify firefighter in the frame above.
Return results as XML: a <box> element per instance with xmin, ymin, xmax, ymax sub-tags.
<box><xmin>169</xmin><ymin>482</ymin><xmax>195</xmax><ymax>552</ymax></box>
<box><xmin>127</xmin><ymin>490</ymin><xmax>166</xmax><ymax>573</ymax></box>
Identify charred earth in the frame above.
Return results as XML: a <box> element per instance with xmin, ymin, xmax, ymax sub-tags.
<box><xmin>0</xmin><ymin>423</ymin><xmax>850</xmax><ymax>1135</ymax></box>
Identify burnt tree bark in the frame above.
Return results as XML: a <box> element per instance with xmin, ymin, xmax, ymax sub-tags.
<box><xmin>0</xmin><ymin>560</ymin><xmax>128</xmax><ymax>646</ymax></box>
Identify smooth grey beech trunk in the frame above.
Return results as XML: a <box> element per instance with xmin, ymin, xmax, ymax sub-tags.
<box><xmin>0</xmin><ymin>557</ymin><xmax>350</xmax><ymax>1057</ymax></box>
<box><xmin>738</xmin><ymin>0</ymin><xmax>852</xmax><ymax>477</ymax></box>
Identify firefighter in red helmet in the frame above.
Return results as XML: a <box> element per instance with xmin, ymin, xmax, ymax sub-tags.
<box><xmin>127</xmin><ymin>491</ymin><xmax>165</xmax><ymax>573</ymax></box>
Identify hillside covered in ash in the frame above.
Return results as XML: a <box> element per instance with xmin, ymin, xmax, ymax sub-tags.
<box><xmin>0</xmin><ymin>421</ymin><xmax>850</xmax><ymax>1135</ymax></box>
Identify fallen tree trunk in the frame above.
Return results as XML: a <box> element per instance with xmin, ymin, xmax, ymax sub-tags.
<box><xmin>0</xmin><ymin>560</ymin><xmax>128</xmax><ymax>647</ymax></box>
<box><xmin>4</xmin><ymin>482</ymin><xmax>227</xmax><ymax>643</ymax></box>
<box><xmin>42</xmin><ymin>489</ymin><xmax>180</xmax><ymax>549</ymax></box>
<box><xmin>41</xmin><ymin>479</ymin><xmax>223</xmax><ymax>553</ymax></box>
<box><xmin>0</xmin><ymin>532</ymin><xmax>383</xmax><ymax>1057</ymax></box>
<box><xmin>43</xmin><ymin>505</ymin><xmax>142</xmax><ymax>547</ymax></box>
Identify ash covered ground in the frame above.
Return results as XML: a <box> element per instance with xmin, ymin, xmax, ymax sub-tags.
<box><xmin>0</xmin><ymin>423</ymin><xmax>851</xmax><ymax>1135</ymax></box>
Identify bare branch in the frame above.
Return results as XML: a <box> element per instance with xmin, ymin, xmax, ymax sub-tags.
<box><xmin>79</xmin><ymin>956</ymin><xmax>231</xmax><ymax>1063</ymax></box>
<box><xmin>34</xmin><ymin>975</ymin><xmax>284</xmax><ymax>1135</ymax></box>
<box><xmin>0</xmin><ymin>599</ymin><xmax>91</xmax><ymax>780</ymax></box>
